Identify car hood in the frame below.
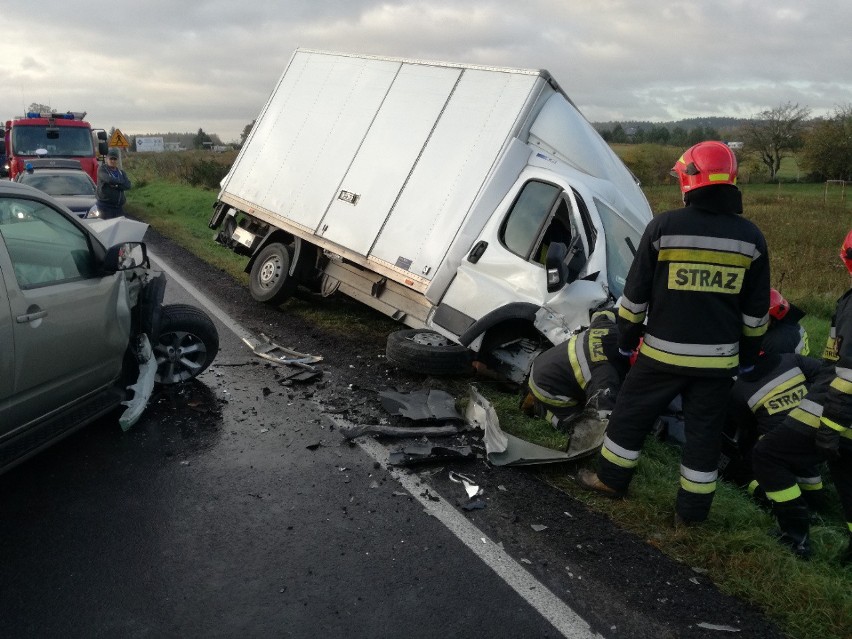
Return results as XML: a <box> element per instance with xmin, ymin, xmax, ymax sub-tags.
<box><xmin>53</xmin><ymin>194</ymin><xmax>97</xmax><ymax>212</ymax></box>
<box><xmin>85</xmin><ymin>217</ymin><xmax>150</xmax><ymax>245</ymax></box>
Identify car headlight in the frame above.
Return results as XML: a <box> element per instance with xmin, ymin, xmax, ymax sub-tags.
<box><xmin>86</xmin><ymin>204</ymin><xmax>101</xmax><ymax>219</ymax></box>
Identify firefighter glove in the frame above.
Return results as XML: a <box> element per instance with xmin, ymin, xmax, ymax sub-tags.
<box><xmin>814</xmin><ymin>423</ymin><xmax>841</xmax><ymax>462</ymax></box>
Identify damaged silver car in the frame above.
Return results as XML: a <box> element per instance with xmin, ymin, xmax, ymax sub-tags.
<box><xmin>0</xmin><ymin>181</ymin><xmax>219</xmax><ymax>474</ymax></box>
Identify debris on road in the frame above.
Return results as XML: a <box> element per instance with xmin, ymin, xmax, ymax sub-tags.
<box><xmin>243</xmin><ymin>333</ymin><xmax>323</xmax><ymax>370</ymax></box>
<box><xmin>696</xmin><ymin>622</ymin><xmax>740</xmax><ymax>633</ymax></box>
<box><xmin>338</xmin><ymin>422</ymin><xmax>470</xmax><ymax>440</ymax></box>
<box><xmin>378</xmin><ymin>389</ymin><xmax>464</xmax><ymax>422</ymax></box>
<box><xmin>449</xmin><ymin>471</ymin><xmax>482</xmax><ymax>498</ymax></box>
<box><xmin>388</xmin><ymin>444</ymin><xmax>475</xmax><ymax>466</ymax></box>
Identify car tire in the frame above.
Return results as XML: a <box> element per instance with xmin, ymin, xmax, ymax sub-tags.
<box><xmin>154</xmin><ymin>304</ymin><xmax>220</xmax><ymax>385</ymax></box>
<box><xmin>385</xmin><ymin>329</ymin><xmax>473</xmax><ymax>376</ymax></box>
<box><xmin>249</xmin><ymin>242</ymin><xmax>297</xmax><ymax>305</ymax></box>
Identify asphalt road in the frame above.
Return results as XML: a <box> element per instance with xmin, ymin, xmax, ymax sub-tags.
<box><xmin>0</xmin><ymin>228</ymin><xmax>787</xmax><ymax>639</ymax></box>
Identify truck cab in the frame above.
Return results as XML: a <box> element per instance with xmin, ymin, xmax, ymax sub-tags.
<box><xmin>4</xmin><ymin>112</ymin><xmax>108</xmax><ymax>183</ymax></box>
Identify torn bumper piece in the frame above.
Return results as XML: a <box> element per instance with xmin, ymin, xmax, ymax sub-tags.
<box><xmin>466</xmin><ymin>385</ymin><xmax>578</xmax><ymax>466</ymax></box>
<box><xmin>119</xmin><ymin>334</ymin><xmax>156</xmax><ymax>432</ymax></box>
<box><xmin>378</xmin><ymin>389</ymin><xmax>464</xmax><ymax>422</ymax></box>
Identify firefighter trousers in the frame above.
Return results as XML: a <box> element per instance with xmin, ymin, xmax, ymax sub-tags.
<box><xmin>752</xmin><ymin>425</ymin><xmax>852</xmax><ymax>530</ymax></box>
<box><xmin>595</xmin><ymin>356</ymin><xmax>733</xmax><ymax>522</ymax></box>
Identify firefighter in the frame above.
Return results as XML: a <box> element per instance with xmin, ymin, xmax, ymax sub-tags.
<box><xmin>751</xmin><ymin>229</ymin><xmax>852</xmax><ymax>560</ymax></box>
<box><xmin>721</xmin><ymin>339</ymin><xmax>825</xmax><ymax>510</ymax></box>
<box><xmin>761</xmin><ymin>288</ymin><xmax>809</xmax><ymax>356</ymax></box>
<box><xmin>576</xmin><ymin>141</ymin><xmax>771</xmax><ymax>525</ymax></box>
<box><xmin>525</xmin><ymin>309</ymin><xmax>626</xmax><ymax>438</ymax></box>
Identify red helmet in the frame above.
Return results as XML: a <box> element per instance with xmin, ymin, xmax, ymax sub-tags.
<box><xmin>671</xmin><ymin>141</ymin><xmax>738</xmax><ymax>194</ymax></box>
<box><xmin>769</xmin><ymin>288</ymin><xmax>789</xmax><ymax>320</ymax></box>
<box><xmin>841</xmin><ymin>229</ymin><xmax>852</xmax><ymax>275</ymax></box>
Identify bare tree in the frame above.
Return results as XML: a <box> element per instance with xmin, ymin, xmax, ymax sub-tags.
<box><xmin>741</xmin><ymin>102</ymin><xmax>811</xmax><ymax>179</ymax></box>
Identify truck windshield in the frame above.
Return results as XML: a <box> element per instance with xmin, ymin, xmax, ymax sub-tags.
<box><xmin>593</xmin><ymin>197</ymin><xmax>645</xmax><ymax>300</ymax></box>
<box><xmin>12</xmin><ymin>126</ymin><xmax>94</xmax><ymax>157</ymax></box>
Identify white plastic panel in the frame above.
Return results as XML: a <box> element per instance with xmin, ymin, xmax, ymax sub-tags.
<box><xmin>318</xmin><ymin>64</ymin><xmax>462</xmax><ymax>255</ymax></box>
<box><xmin>223</xmin><ymin>51</ymin><xmax>401</xmax><ymax>229</ymax></box>
<box><xmin>370</xmin><ymin>69</ymin><xmax>539</xmax><ymax>279</ymax></box>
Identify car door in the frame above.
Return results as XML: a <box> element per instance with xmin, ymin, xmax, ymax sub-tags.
<box><xmin>0</xmin><ymin>194</ymin><xmax>131</xmax><ymax>433</ymax></box>
<box><xmin>0</xmin><ymin>260</ymin><xmax>13</xmax><ymax>430</ymax></box>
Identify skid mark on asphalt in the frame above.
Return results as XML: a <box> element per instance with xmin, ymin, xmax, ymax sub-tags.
<box><xmin>148</xmin><ymin>249</ymin><xmax>601</xmax><ymax>639</ymax></box>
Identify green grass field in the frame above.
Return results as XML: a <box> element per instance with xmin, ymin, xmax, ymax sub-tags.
<box><xmin>126</xmin><ymin>174</ymin><xmax>851</xmax><ymax>639</ymax></box>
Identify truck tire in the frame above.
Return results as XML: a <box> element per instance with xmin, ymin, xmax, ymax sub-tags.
<box><xmin>154</xmin><ymin>304</ymin><xmax>220</xmax><ymax>384</ymax></box>
<box><xmin>250</xmin><ymin>242</ymin><xmax>297</xmax><ymax>305</ymax></box>
<box><xmin>385</xmin><ymin>329</ymin><xmax>473</xmax><ymax>376</ymax></box>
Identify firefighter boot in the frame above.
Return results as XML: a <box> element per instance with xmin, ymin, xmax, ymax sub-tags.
<box><xmin>576</xmin><ymin>468</ymin><xmax>625</xmax><ymax>498</ymax></box>
<box><xmin>772</xmin><ymin>501</ymin><xmax>812</xmax><ymax>560</ymax></box>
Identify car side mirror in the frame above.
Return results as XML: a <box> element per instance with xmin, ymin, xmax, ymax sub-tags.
<box><xmin>104</xmin><ymin>242</ymin><xmax>149</xmax><ymax>272</ymax></box>
<box><xmin>545</xmin><ymin>241</ymin><xmax>568</xmax><ymax>292</ymax></box>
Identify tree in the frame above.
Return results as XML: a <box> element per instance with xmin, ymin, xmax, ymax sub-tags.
<box><xmin>240</xmin><ymin>120</ymin><xmax>255</xmax><ymax>146</ymax></box>
<box><xmin>800</xmin><ymin>105</ymin><xmax>852</xmax><ymax>181</ymax></box>
<box><xmin>193</xmin><ymin>128</ymin><xmax>213</xmax><ymax>150</ymax></box>
<box><xmin>26</xmin><ymin>102</ymin><xmax>53</xmax><ymax>114</ymax></box>
<box><xmin>740</xmin><ymin>102</ymin><xmax>811</xmax><ymax>180</ymax></box>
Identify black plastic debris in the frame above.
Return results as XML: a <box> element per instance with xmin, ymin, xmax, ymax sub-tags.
<box><xmin>282</xmin><ymin>369</ymin><xmax>323</xmax><ymax>384</ymax></box>
<box><xmin>388</xmin><ymin>444</ymin><xmax>475</xmax><ymax>466</ymax></box>
<box><xmin>339</xmin><ymin>422</ymin><xmax>468</xmax><ymax>440</ymax></box>
<box><xmin>379</xmin><ymin>389</ymin><xmax>464</xmax><ymax>422</ymax></box>
<box><xmin>461</xmin><ymin>499</ymin><xmax>487</xmax><ymax>511</ymax></box>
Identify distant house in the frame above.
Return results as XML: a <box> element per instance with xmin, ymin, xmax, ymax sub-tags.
<box><xmin>726</xmin><ymin>141</ymin><xmax>744</xmax><ymax>150</ymax></box>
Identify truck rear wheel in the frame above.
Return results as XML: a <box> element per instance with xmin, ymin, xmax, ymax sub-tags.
<box><xmin>250</xmin><ymin>242</ymin><xmax>297</xmax><ymax>305</ymax></box>
<box><xmin>385</xmin><ymin>329</ymin><xmax>473</xmax><ymax>376</ymax></box>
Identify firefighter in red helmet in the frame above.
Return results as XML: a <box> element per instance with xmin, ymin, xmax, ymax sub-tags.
<box><xmin>577</xmin><ymin>141</ymin><xmax>771</xmax><ymax>525</ymax></box>
<box><xmin>752</xmin><ymin>229</ymin><xmax>852</xmax><ymax>560</ymax></box>
<box><xmin>761</xmin><ymin>288</ymin><xmax>810</xmax><ymax>356</ymax></box>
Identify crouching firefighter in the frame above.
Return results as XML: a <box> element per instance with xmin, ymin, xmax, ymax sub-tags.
<box><xmin>524</xmin><ymin>309</ymin><xmax>628</xmax><ymax>457</ymax></box>
<box><xmin>752</xmin><ymin>229</ymin><xmax>852</xmax><ymax>561</ymax></box>
<box><xmin>722</xmin><ymin>326</ymin><xmax>826</xmax><ymax>511</ymax></box>
<box><xmin>576</xmin><ymin>141</ymin><xmax>771</xmax><ymax>525</ymax></box>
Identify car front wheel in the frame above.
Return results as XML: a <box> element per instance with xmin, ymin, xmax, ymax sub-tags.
<box><xmin>154</xmin><ymin>304</ymin><xmax>220</xmax><ymax>384</ymax></box>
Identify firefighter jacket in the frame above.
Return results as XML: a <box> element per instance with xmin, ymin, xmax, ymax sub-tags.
<box><xmin>617</xmin><ymin>185</ymin><xmax>770</xmax><ymax>377</ymax></box>
<box><xmin>528</xmin><ymin>310</ymin><xmax>621</xmax><ymax>409</ymax></box>
<box><xmin>761</xmin><ymin>319</ymin><xmax>809</xmax><ymax>356</ymax></box>
<box><xmin>728</xmin><ymin>353</ymin><xmax>823</xmax><ymax>439</ymax></box>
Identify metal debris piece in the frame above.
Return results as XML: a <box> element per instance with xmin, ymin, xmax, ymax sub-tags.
<box><xmin>243</xmin><ymin>333</ymin><xmax>323</xmax><ymax>370</ymax></box>
<box><xmin>696</xmin><ymin>623</ymin><xmax>740</xmax><ymax>633</ymax></box>
<box><xmin>388</xmin><ymin>444</ymin><xmax>475</xmax><ymax>466</ymax></box>
<box><xmin>531</xmin><ymin>524</ymin><xmax>548</xmax><ymax>532</ymax></box>
<box><xmin>449</xmin><ymin>471</ymin><xmax>482</xmax><ymax>498</ymax></box>
<box><xmin>338</xmin><ymin>422</ymin><xmax>469</xmax><ymax>440</ymax></box>
<box><xmin>379</xmin><ymin>389</ymin><xmax>464</xmax><ymax>422</ymax></box>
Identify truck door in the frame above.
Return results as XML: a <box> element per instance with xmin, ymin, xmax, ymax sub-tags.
<box><xmin>0</xmin><ymin>196</ymin><xmax>131</xmax><ymax>432</ymax></box>
<box><xmin>433</xmin><ymin>175</ymin><xmax>598</xmax><ymax>340</ymax></box>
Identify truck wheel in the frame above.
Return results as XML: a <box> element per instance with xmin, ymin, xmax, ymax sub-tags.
<box><xmin>154</xmin><ymin>304</ymin><xmax>220</xmax><ymax>385</ymax></box>
<box><xmin>385</xmin><ymin>329</ymin><xmax>473</xmax><ymax>376</ymax></box>
<box><xmin>250</xmin><ymin>242</ymin><xmax>297</xmax><ymax>305</ymax></box>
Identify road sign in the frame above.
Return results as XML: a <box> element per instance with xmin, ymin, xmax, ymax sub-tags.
<box><xmin>109</xmin><ymin>128</ymin><xmax>130</xmax><ymax>148</ymax></box>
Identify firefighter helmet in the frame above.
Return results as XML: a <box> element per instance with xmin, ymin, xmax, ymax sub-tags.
<box><xmin>769</xmin><ymin>288</ymin><xmax>789</xmax><ymax>320</ymax></box>
<box><xmin>671</xmin><ymin>141</ymin><xmax>738</xmax><ymax>193</ymax></box>
<box><xmin>841</xmin><ymin>229</ymin><xmax>852</xmax><ymax>275</ymax></box>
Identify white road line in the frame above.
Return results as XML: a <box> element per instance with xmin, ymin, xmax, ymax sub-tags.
<box><xmin>148</xmin><ymin>248</ymin><xmax>601</xmax><ymax>639</ymax></box>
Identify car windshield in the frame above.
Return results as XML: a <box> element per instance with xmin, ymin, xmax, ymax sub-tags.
<box><xmin>20</xmin><ymin>173</ymin><xmax>96</xmax><ymax>197</ymax></box>
<box><xmin>593</xmin><ymin>197</ymin><xmax>644</xmax><ymax>299</ymax></box>
<box><xmin>11</xmin><ymin>126</ymin><xmax>94</xmax><ymax>157</ymax></box>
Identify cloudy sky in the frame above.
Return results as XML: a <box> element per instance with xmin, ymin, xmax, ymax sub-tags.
<box><xmin>2</xmin><ymin>1</ymin><xmax>850</xmax><ymax>143</ymax></box>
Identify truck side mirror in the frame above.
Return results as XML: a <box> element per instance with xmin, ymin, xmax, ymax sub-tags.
<box><xmin>104</xmin><ymin>242</ymin><xmax>149</xmax><ymax>272</ymax></box>
<box><xmin>98</xmin><ymin>141</ymin><xmax>109</xmax><ymax>156</ymax></box>
<box><xmin>545</xmin><ymin>241</ymin><xmax>568</xmax><ymax>292</ymax></box>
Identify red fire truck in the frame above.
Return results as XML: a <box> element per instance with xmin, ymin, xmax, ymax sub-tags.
<box><xmin>3</xmin><ymin>111</ymin><xmax>108</xmax><ymax>182</ymax></box>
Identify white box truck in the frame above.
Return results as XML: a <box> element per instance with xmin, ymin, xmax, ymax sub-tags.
<box><xmin>209</xmin><ymin>49</ymin><xmax>652</xmax><ymax>382</ymax></box>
